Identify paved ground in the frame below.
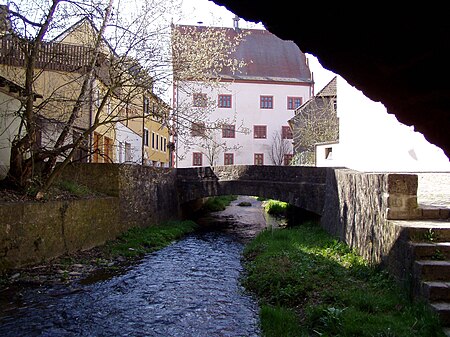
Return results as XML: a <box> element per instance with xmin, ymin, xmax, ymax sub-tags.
<box><xmin>417</xmin><ymin>172</ymin><xmax>450</xmax><ymax>209</ymax></box>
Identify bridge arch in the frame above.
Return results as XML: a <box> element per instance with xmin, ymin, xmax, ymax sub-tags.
<box><xmin>176</xmin><ymin>165</ymin><xmax>330</xmax><ymax>216</ymax></box>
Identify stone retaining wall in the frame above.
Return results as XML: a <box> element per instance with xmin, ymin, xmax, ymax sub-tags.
<box><xmin>321</xmin><ymin>169</ymin><xmax>418</xmax><ymax>279</ymax></box>
<box><xmin>59</xmin><ymin>163</ymin><xmax>180</xmax><ymax>227</ymax></box>
<box><xmin>0</xmin><ymin>197</ymin><xmax>121</xmax><ymax>270</ymax></box>
<box><xmin>0</xmin><ymin>163</ymin><xmax>181</xmax><ymax>271</ymax></box>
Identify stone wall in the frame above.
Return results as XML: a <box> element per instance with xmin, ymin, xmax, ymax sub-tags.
<box><xmin>0</xmin><ymin>164</ymin><xmax>181</xmax><ymax>271</ymax></box>
<box><xmin>0</xmin><ymin>197</ymin><xmax>121</xmax><ymax>270</ymax></box>
<box><xmin>59</xmin><ymin>163</ymin><xmax>180</xmax><ymax>227</ymax></box>
<box><xmin>321</xmin><ymin>169</ymin><xmax>418</xmax><ymax>279</ymax></box>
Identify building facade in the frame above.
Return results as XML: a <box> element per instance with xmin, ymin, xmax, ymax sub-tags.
<box><xmin>0</xmin><ymin>13</ymin><xmax>170</xmax><ymax>173</ymax></box>
<box><xmin>288</xmin><ymin>76</ymin><xmax>338</xmax><ymax>166</ymax></box>
<box><xmin>172</xmin><ymin>25</ymin><xmax>313</xmax><ymax>167</ymax></box>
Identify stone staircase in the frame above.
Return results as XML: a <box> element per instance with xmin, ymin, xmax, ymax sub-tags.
<box><xmin>386</xmin><ymin>173</ymin><xmax>450</xmax><ymax>335</ymax></box>
<box><xmin>406</xmin><ymin>221</ymin><xmax>450</xmax><ymax>335</ymax></box>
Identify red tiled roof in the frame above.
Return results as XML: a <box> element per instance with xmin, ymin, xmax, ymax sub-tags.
<box><xmin>174</xmin><ymin>25</ymin><xmax>312</xmax><ymax>83</ymax></box>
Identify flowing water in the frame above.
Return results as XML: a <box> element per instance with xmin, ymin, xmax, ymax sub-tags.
<box><xmin>0</xmin><ymin>196</ymin><xmax>272</xmax><ymax>337</ymax></box>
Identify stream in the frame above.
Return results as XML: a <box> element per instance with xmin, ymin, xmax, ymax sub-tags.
<box><xmin>0</xmin><ymin>196</ymin><xmax>276</xmax><ymax>337</ymax></box>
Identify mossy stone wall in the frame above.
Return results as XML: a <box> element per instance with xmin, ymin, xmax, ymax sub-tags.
<box><xmin>0</xmin><ymin>197</ymin><xmax>121</xmax><ymax>270</ymax></box>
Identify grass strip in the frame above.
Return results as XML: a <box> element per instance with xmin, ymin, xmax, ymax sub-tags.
<box><xmin>104</xmin><ymin>220</ymin><xmax>198</xmax><ymax>258</ymax></box>
<box><xmin>242</xmin><ymin>222</ymin><xmax>445</xmax><ymax>337</ymax></box>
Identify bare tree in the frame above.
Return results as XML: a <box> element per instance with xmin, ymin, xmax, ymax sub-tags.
<box><xmin>290</xmin><ymin>95</ymin><xmax>338</xmax><ymax>166</ymax></box>
<box><xmin>0</xmin><ymin>0</ymin><xmax>182</xmax><ymax>194</ymax></box>
<box><xmin>269</xmin><ymin>130</ymin><xmax>291</xmax><ymax>165</ymax></box>
<box><xmin>197</xmin><ymin>128</ymin><xmax>243</xmax><ymax>166</ymax></box>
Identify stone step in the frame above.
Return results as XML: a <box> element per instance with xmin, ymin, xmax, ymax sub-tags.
<box><xmin>405</xmin><ymin>222</ymin><xmax>450</xmax><ymax>243</ymax></box>
<box><xmin>430</xmin><ymin>302</ymin><xmax>450</xmax><ymax>326</ymax></box>
<box><xmin>418</xmin><ymin>207</ymin><xmax>450</xmax><ymax>220</ymax></box>
<box><xmin>410</xmin><ymin>242</ymin><xmax>450</xmax><ymax>260</ymax></box>
<box><xmin>414</xmin><ymin>260</ymin><xmax>450</xmax><ymax>281</ymax></box>
<box><xmin>421</xmin><ymin>281</ymin><xmax>450</xmax><ymax>302</ymax></box>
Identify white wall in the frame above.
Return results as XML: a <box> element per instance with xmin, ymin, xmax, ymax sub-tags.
<box><xmin>176</xmin><ymin>80</ymin><xmax>311</xmax><ymax>167</ymax></box>
<box><xmin>115</xmin><ymin>122</ymin><xmax>142</xmax><ymax>164</ymax></box>
<box><xmin>0</xmin><ymin>91</ymin><xmax>22</xmax><ymax>178</ymax></box>
<box><xmin>315</xmin><ymin>142</ymin><xmax>343</xmax><ymax>167</ymax></box>
<box><xmin>336</xmin><ymin>76</ymin><xmax>450</xmax><ymax>172</ymax></box>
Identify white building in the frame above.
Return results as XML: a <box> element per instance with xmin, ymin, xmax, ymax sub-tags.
<box><xmin>316</xmin><ymin>76</ymin><xmax>450</xmax><ymax>172</ymax></box>
<box><xmin>115</xmin><ymin>122</ymin><xmax>142</xmax><ymax>164</ymax></box>
<box><xmin>173</xmin><ymin>25</ymin><xmax>313</xmax><ymax>167</ymax></box>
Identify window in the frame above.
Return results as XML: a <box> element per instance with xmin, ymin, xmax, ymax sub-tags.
<box><xmin>93</xmin><ymin>132</ymin><xmax>102</xmax><ymax>163</ymax></box>
<box><xmin>218</xmin><ymin>94</ymin><xmax>232</xmax><ymax>108</ymax></box>
<box><xmin>104</xmin><ymin>136</ymin><xmax>113</xmax><ymax>163</ymax></box>
<box><xmin>144</xmin><ymin>128</ymin><xmax>149</xmax><ymax>146</ymax></box>
<box><xmin>72</xmin><ymin>131</ymin><xmax>88</xmax><ymax>163</ymax></box>
<box><xmin>224</xmin><ymin>153</ymin><xmax>234</xmax><ymax>165</ymax></box>
<box><xmin>260</xmin><ymin>95</ymin><xmax>273</xmax><ymax>109</ymax></box>
<box><xmin>163</xmin><ymin>138</ymin><xmax>167</xmax><ymax>152</ymax></box>
<box><xmin>282</xmin><ymin>126</ymin><xmax>293</xmax><ymax>139</ymax></box>
<box><xmin>325</xmin><ymin>147</ymin><xmax>333</xmax><ymax>160</ymax></box>
<box><xmin>118</xmin><ymin>142</ymin><xmax>124</xmax><ymax>163</ymax></box>
<box><xmin>222</xmin><ymin>124</ymin><xmax>235</xmax><ymax>138</ymax></box>
<box><xmin>143</xmin><ymin>96</ymin><xmax>150</xmax><ymax>114</ymax></box>
<box><xmin>287</xmin><ymin>97</ymin><xmax>302</xmax><ymax>110</ymax></box>
<box><xmin>125</xmin><ymin>142</ymin><xmax>131</xmax><ymax>162</ymax></box>
<box><xmin>254</xmin><ymin>125</ymin><xmax>267</xmax><ymax>139</ymax></box>
<box><xmin>191</xmin><ymin>122</ymin><xmax>206</xmax><ymax>137</ymax></box>
<box><xmin>284</xmin><ymin>154</ymin><xmax>293</xmax><ymax>166</ymax></box>
<box><xmin>151</xmin><ymin>132</ymin><xmax>155</xmax><ymax>148</ymax></box>
<box><xmin>193</xmin><ymin>152</ymin><xmax>202</xmax><ymax>166</ymax></box>
<box><xmin>193</xmin><ymin>93</ymin><xmax>207</xmax><ymax>107</ymax></box>
<box><xmin>254</xmin><ymin>153</ymin><xmax>264</xmax><ymax>165</ymax></box>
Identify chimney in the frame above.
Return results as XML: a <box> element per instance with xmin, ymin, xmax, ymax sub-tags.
<box><xmin>233</xmin><ymin>15</ymin><xmax>240</xmax><ymax>31</ymax></box>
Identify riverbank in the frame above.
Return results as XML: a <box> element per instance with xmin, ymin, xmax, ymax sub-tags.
<box><xmin>0</xmin><ymin>220</ymin><xmax>198</xmax><ymax>289</ymax></box>
<box><xmin>241</xmin><ymin>221</ymin><xmax>445</xmax><ymax>337</ymax></box>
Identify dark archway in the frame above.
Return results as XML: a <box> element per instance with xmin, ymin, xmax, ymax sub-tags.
<box><xmin>212</xmin><ymin>1</ymin><xmax>450</xmax><ymax>159</ymax></box>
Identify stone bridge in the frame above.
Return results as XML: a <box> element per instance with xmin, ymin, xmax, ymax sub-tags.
<box><xmin>176</xmin><ymin>165</ymin><xmax>429</xmax><ymax>222</ymax></box>
<box><xmin>7</xmin><ymin>163</ymin><xmax>447</xmax><ymax>288</ymax></box>
<box><xmin>176</xmin><ymin>165</ymin><xmax>329</xmax><ymax>215</ymax></box>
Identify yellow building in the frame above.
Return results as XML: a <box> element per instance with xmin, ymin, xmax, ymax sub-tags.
<box><xmin>0</xmin><ymin>14</ymin><xmax>170</xmax><ymax>167</ymax></box>
<box><xmin>56</xmin><ymin>18</ymin><xmax>170</xmax><ymax>166</ymax></box>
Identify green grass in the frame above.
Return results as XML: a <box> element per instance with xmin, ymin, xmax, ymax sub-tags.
<box><xmin>263</xmin><ymin>199</ymin><xmax>290</xmax><ymax>216</ymax></box>
<box><xmin>242</xmin><ymin>222</ymin><xmax>445</xmax><ymax>337</ymax></box>
<box><xmin>104</xmin><ymin>220</ymin><xmax>198</xmax><ymax>258</ymax></box>
<box><xmin>202</xmin><ymin>195</ymin><xmax>237</xmax><ymax>212</ymax></box>
<box><xmin>57</xmin><ymin>180</ymin><xmax>93</xmax><ymax>196</ymax></box>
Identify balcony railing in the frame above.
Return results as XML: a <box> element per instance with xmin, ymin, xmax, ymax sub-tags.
<box><xmin>0</xmin><ymin>36</ymin><xmax>94</xmax><ymax>72</ymax></box>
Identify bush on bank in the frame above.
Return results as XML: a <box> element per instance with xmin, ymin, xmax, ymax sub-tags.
<box><xmin>263</xmin><ymin>199</ymin><xmax>290</xmax><ymax>216</ymax></box>
<box><xmin>242</xmin><ymin>222</ymin><xmax>444</xmax><ymax>337</ymax></box>
<box><xmin>202</xmin><ymin>195</ymin><xmax>237</xmax><ymax>212</ymax></box>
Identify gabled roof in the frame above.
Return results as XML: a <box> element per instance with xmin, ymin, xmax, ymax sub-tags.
<box><xmin>174</xmin><ymin>25</ymin><xmax>312</xmax><ymax>84</ymax></box>
<box><xmin>316</xmin><ymin>76</ymin><xmax>337</xmax><ymax>97</ymax></box>
<box><xmin>294</xmin><ymin>76</ymin><xmax>337</xmax><ymax>112</ymax></box>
